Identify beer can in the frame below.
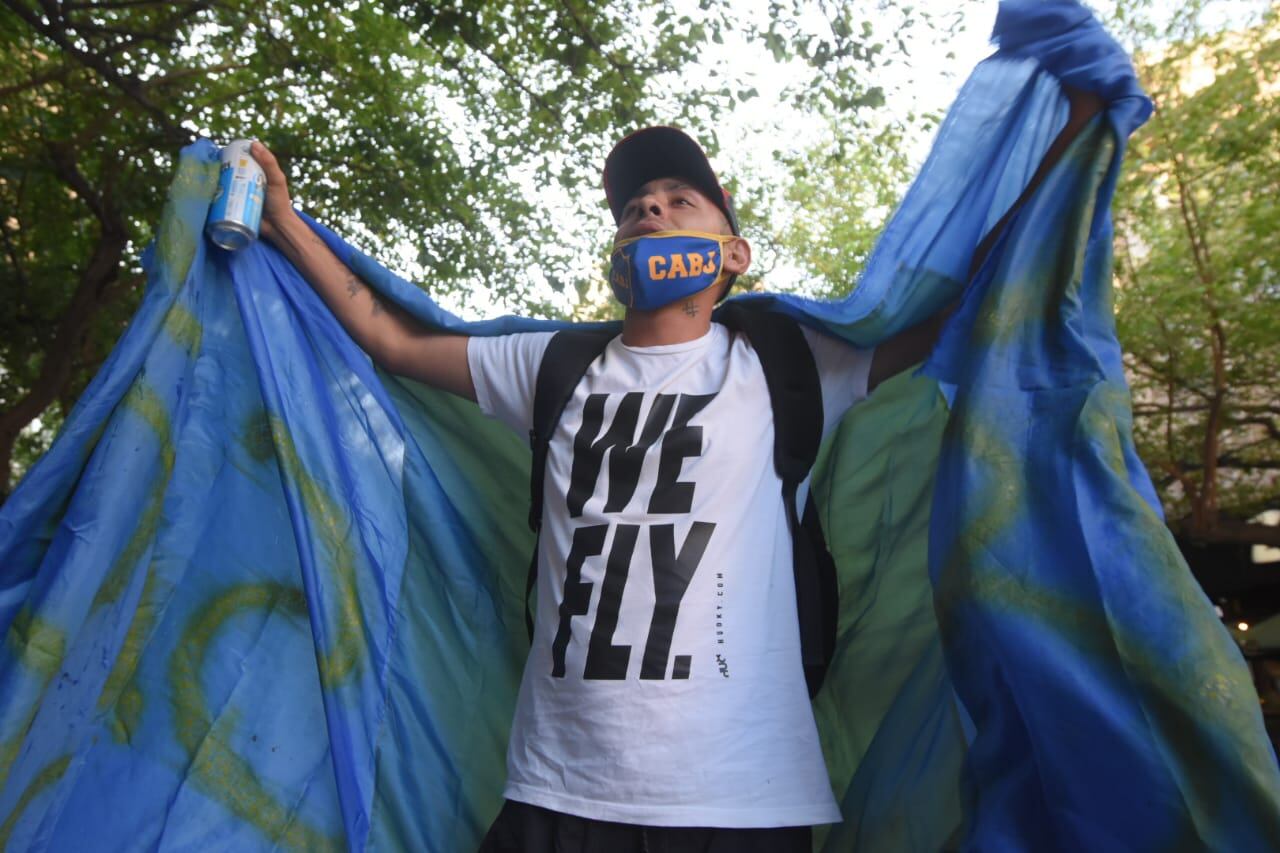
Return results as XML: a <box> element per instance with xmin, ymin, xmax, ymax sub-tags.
<box><xmin>206</xmin><ymin>139</ymin><xmax>266</xmax><ymax>250</ymax></box>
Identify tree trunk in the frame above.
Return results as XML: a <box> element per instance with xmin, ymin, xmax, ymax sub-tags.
<box><xmin>0</xmin><ymin>226</ymin><xmax>127</xmax><ymax>501</ymax></box>
<box><xmin>1172</xmin><ymin>157</ymin><xmax>1227</xmax><ymax>539</ymax></box>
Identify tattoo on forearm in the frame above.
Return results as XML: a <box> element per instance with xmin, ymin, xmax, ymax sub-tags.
<box><xmin>342</xmin><ymin>272</ymin><xmax>384</xmax><ymax>318</ymax></box>
<box><xmin>683</xmin><ymin>300</ymin><xmax>699</xmax><ymax>317</ymax></box>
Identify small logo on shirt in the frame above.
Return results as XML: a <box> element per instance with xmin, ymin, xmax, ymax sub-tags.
<box><xmin>714</xmin><ymin>571</ymin><xmax>729</xmax><ymax>677</ymax></box>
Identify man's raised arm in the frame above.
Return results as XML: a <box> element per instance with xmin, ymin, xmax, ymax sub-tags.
<box><xmin>252</xmin><ymin>142</ymin><xmax>476</xmax><ymax>402</ymax></box>
<box><xmin>866</xmin><ymin>86</ymin><xmax>1106</xmax><ymax>393</ymax></box>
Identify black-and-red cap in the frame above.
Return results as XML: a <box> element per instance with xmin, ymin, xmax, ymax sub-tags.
<box><xmin>603</xmin><ymin>126</ymin><xmax>739</xmax><ymax>235</ymax></box>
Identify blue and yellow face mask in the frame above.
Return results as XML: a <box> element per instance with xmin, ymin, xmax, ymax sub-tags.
<box><xmin>609</xmin><ymin>230</ymin><xmax>736</xmax><ymax>311</ymax></box>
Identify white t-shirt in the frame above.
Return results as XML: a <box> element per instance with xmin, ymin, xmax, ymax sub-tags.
<box><xmin>468</xmin><ymin>322</ymin><xmax>872</xmax><ymax>828</ymax></box>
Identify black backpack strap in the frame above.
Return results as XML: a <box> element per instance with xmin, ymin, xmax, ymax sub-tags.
<box><xmin>526</xmin><ymin>326</ymin><xmax>618</xmax><ymax>638</ymax></box>
<box><xmin>714</xmin><ymin>302</ymin><xmax>835</xmax><ymax>697</ymax></box>
<box><xmin>798</xmin><ymin>494</ymin><xmax>839</xmax><ymax>696</ymax></box>
<box><xmin>714</xmin><ymin>303</ymin><xmax>823</xmax><ymax>484</ymax></box>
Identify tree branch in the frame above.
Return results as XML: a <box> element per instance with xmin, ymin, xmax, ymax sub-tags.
<box><xmin>140</xmin><ymin>60</ymin><xmax>247</xmax><ymax>93</ymax></box>
<box><xmin>45</xmin><ymin>139</ymin><xmax>108</xmax><ymax>224</ymax></box>
<box><xmin>1124</xmin><ymin>349</ymin><xmax>1211</xmax><ymax>401</ymax></box>
<box><xmin>0</xmin><ymin>214</ymin><xmax>128</xmax><ymax>499</ymax></box>
<box><xmin>3</xmin><ymin>0</ymin><xmax>192</xmax><ymax>145</ymax></box>
<box><xmin>0</xmin><ymin>63</ymin><xmax>78</xmax><ymax>98</ymax></box>
<box><xmin>448</xmin><ymin>31</ymin><xmax>564</xmax><ymax>125</ymax></box>
<box><xmin>0</xmin><ymin>224</ymin><xmax>31</xmax><ymax>294</ymax></box>
<box><xmin>1132</xmin><ymin>403</ymin><xmax>1210</xmax><ymax>415</ymax></box>
<box><xmin>1158</xmin><ymin>456</ymin><xmax>1280</xmax><ymax>473</ymax></box>
<box><xmin>62</xmin><ymin>20</ymin><xmax>179</xmax><ymax>46</ymax></box>
<box><xmin>1157</xmin><ymin>458</ymin><xmax>1201</xmax><ymax>508</ymax></box>
<box><xmin>62</xmin><ymin>0</ymin><xmax>172</xmax><ymax>9</ymax></box>
<box><xmin>1232</xmin><ymin>417</ymin><xmax>1280</xmax><ymax>442</ymax></box>
<box><xmin>1172</xmin><ymin>519</ymin><xmax>1280</xmax><ymax>549</ymax></box>
<box><xmin>558</xmin><ymin>0</ymin><xmax>642</xmax><ymax>96</ymax></box>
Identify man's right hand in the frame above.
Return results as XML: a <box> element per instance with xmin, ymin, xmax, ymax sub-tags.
<box><xmin>243</xmin><ymin>141</ymin><xmax>476</xmax><ymax>402</ymax></box>
<box><xmin>249</xmin><ymin>141</ymin><xmax>297</xmax><ymax>245</ymax></box>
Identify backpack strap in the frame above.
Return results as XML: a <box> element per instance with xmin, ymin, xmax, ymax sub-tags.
<box><xmin>714</xmin><ymin>302</ymin><xmax>834</xmax><ymax>697</ymax></box>
<box><xmin>797</xmin><ymin>492</ymin><xmax>840</xmax><ymax>696</ymax></box>
<box><xmin>526</xmin><ymin>327</ymin><xmax>618</xmax><ymax>638</ymax></box>
<box><xmin>714</xmin><ymin>303</ymin><xmax>823</xmax><ymax>484</ymax></box>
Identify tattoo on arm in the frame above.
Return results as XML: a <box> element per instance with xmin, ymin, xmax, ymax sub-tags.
<box><xmin>683</xmin><ymin>300</ymin><xmax>699</xmax><ymax>317</ymax></box>
<box><xmin>343</xmin><ymin>272</ymin><xmax>385</xmax><ymax>316</ymax></box>
<box><xmin>298</xmin><ymin>229</ymin><xmax>390</xmax><ymax>320</ymax></box>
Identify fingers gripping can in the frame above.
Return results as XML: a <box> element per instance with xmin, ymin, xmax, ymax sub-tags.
<box><xmin>206</xmin><ymin>139</ymin><xmax>266</xmax><ymax>250</ymax></box>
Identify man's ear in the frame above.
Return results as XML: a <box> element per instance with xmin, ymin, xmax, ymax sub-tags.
<box><xmin>723</xmin><ymin>236</ymin><xmax>751</xmax><ymax>276</ymax></box>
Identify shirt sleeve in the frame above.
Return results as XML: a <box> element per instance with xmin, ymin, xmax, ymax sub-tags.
<box><xmin>466</xmin><ymin>332</ymin><xmax>556</xmax><ymax>435</ymax></box>
<box><xmin>801</xmin><ymin>326</ymin><xmax>875</xmax><ymax>441</ymax></box>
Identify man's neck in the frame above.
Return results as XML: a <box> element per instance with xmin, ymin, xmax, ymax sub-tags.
<box><xmin>620</xmin><ymin>297</ymin><xmax>715</xmax><ymax>347</ymax></box>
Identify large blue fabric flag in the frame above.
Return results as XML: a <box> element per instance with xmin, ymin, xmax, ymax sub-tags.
<box><xmin>3</xmin><ymin>1</ymin><xmax>1278</xmax><ymax>850</ymax></box>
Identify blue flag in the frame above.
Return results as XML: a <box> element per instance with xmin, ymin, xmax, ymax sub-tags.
<box><xmin>3</xmin><ymin>2</ymin><xmax>1278</xmax><ymax>850</ymax></box>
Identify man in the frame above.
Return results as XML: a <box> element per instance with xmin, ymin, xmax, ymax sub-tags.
<box><xmin>251</xmin><ymin>96</ymin><xmax>1098</xmax><ymax>851</ymax></box>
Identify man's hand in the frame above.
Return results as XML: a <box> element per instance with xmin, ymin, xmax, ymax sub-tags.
<box><xmin>245</xmin><ymin>141</ymin><xmax>476</xmax><ymax>402</ymax></box>
<box><xmin>249</xmin><ymin>141</ymin><xmax>297</xmax><ymax>245</ymax></box>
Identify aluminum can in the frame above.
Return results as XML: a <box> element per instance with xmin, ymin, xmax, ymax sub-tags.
<box><xmin>206</xmin><ymin>139</ymin><xmax>266</xmax><ymax>250</ymax></box>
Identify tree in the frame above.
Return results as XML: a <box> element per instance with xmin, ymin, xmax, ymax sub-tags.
<box><xmin>731</xmin><ymin>0</ymin><xmax>952</xmax><ymax>299</ymax></box>
<box><xmin>1112</xmin><ymin>7</ymin><xmax>1280</xmax><ymax>548</ymax></box>
<box><xmin>0</xmin><ymin>0</ymin><xmax>747</xmax><ymax>499</ymax></box>
<box><xmin>759</xmin><ymin>1</ymin><xmax>1279</xmax><ymax>549</ymax></box>
<box><xmin>760</xmin><ymin>121</ymin><xmax>914</xmax><ymax>299</ymax></box>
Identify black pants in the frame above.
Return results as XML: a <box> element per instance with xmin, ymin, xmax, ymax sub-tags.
<box><xmin>478</xmin><ymin>800</ymin><xmax>813</xmax><ymax>853</ymax></box>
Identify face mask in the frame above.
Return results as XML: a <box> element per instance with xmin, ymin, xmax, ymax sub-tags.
<box><xmin>609</xmin><ymin>230</ymin><xmax>736</xmax><ymax>311</ymax></box>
